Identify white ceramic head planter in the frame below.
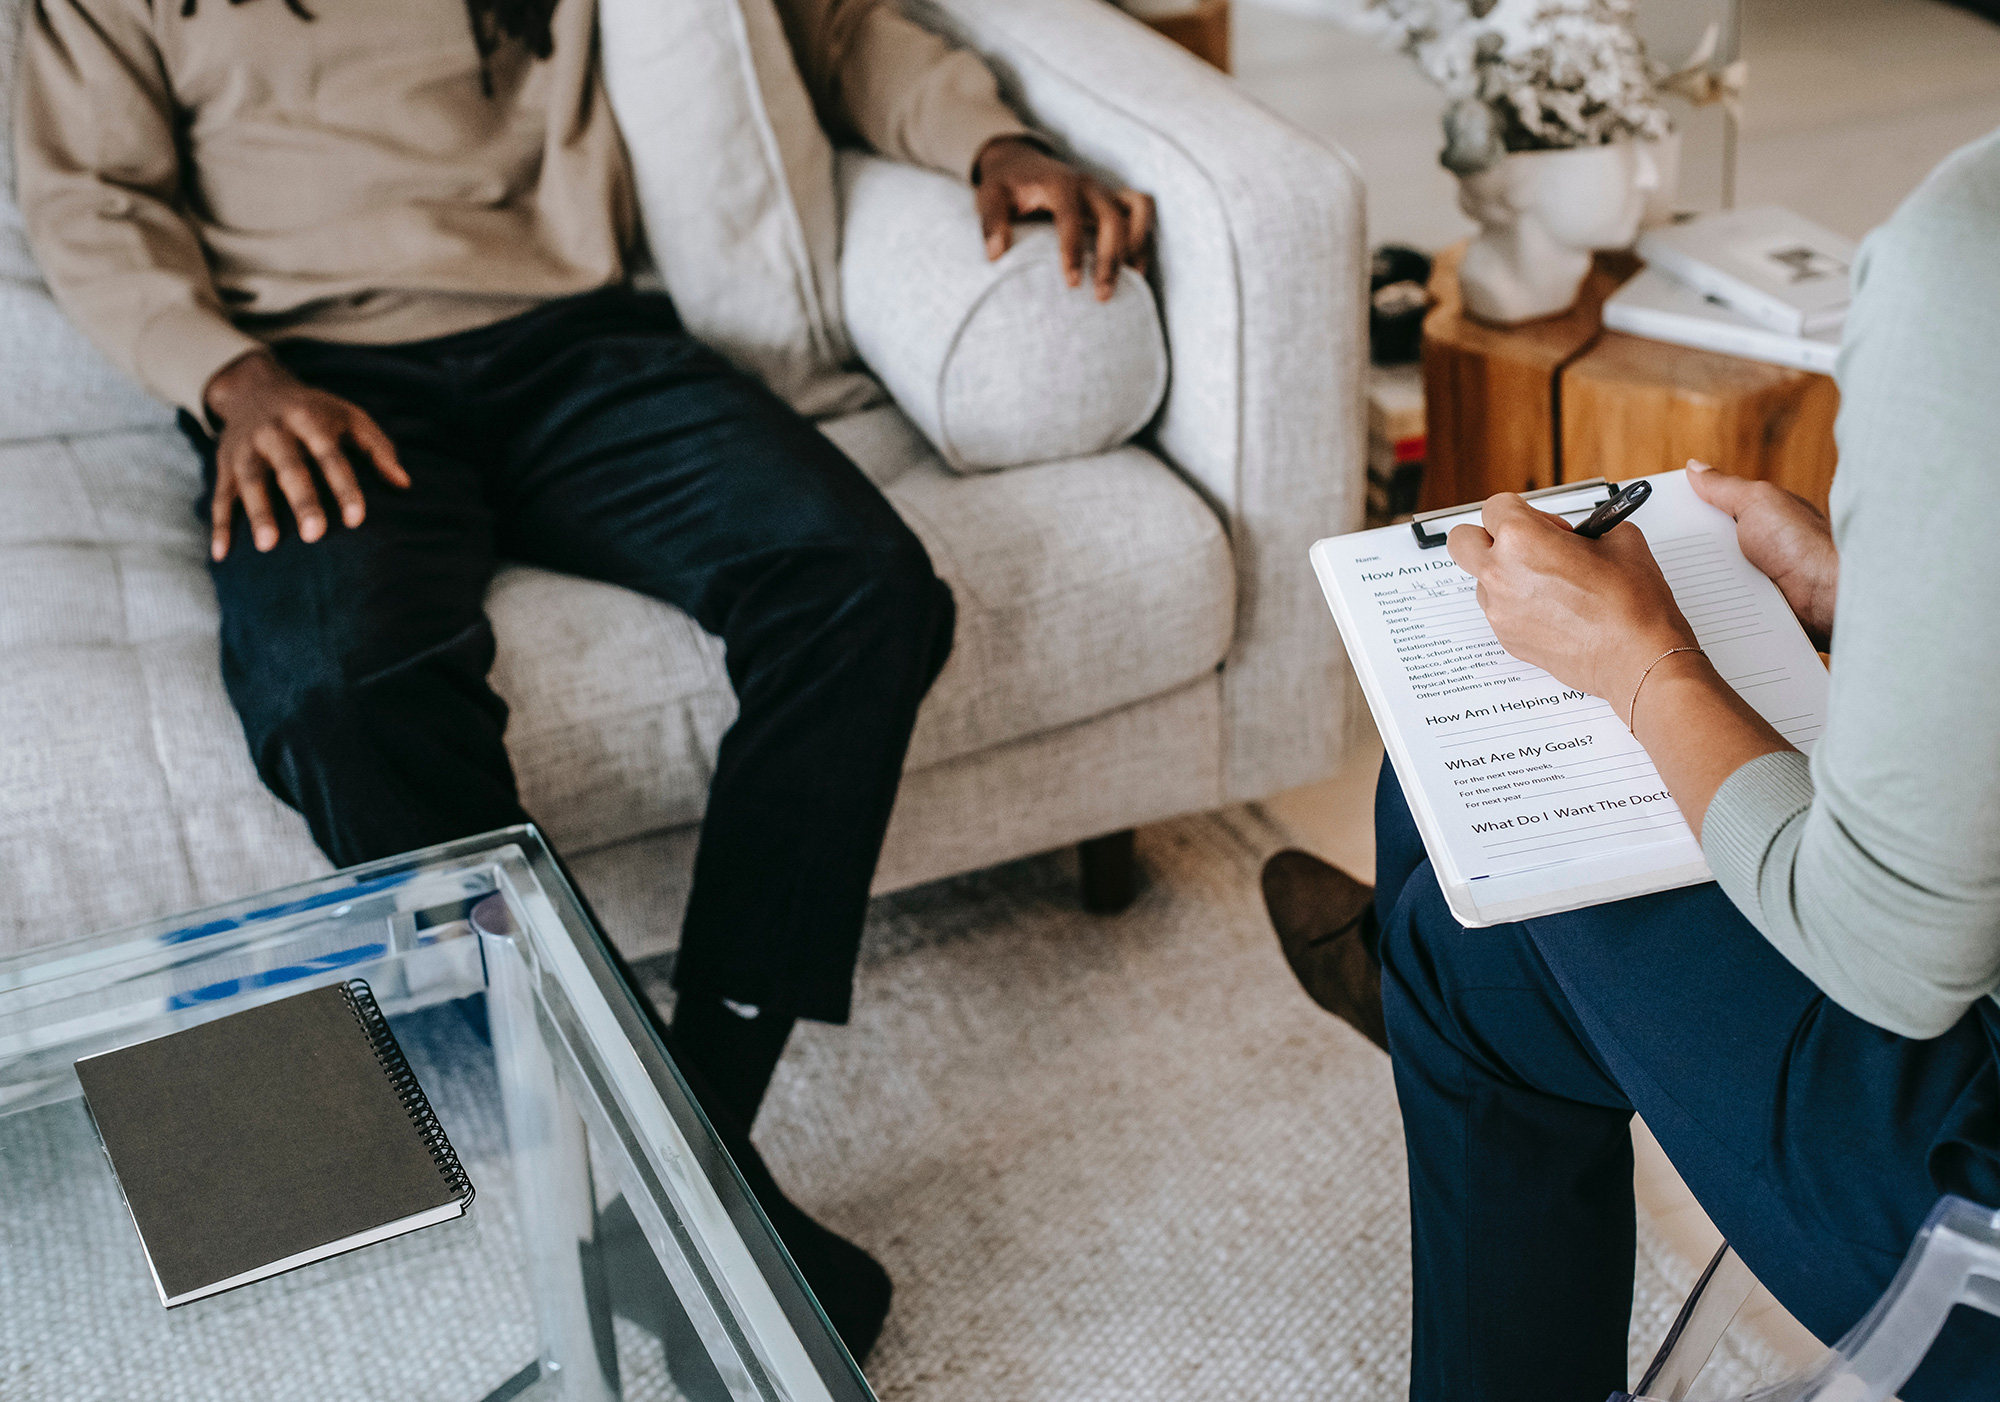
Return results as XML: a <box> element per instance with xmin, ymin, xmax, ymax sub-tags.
<box><xmin>1456</xmin><ymin>140</ymin><xmax>1661</xmax><ymax>326</ymax></box>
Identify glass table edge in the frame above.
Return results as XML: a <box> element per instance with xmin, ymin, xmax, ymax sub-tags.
<box><xmin>505</xmin><ymin>833</ymin><xmax>877</xmax><ymax>1402</ymax></box>
<box><xmin>0</xmin><ymin>831</ymin><xmax>510</xmax><ymax>992</ymax></box>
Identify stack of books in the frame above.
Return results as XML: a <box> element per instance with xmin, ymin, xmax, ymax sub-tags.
<box><xmin>1606</xmin><ymin>206</ymin><xmax>1854</xmax><ymax>375</ymax></box>
<box><xmin>1366</xmin><ymin>363</ymin><xmax>1426</xmax><ymax>526</ymax></box>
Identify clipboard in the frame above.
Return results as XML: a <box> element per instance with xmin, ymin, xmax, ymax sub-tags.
<box><xmin>1407</xmin><ymin>478</ymin><xmax>1616</xmax><ymax>549</ymax></box>
<box><xmin>1309</xmin><ymin>469</ymin><xmax>1829</xmax><ymax>927</ymax></box>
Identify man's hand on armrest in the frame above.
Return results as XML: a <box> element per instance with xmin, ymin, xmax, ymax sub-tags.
<box><xmin>973</xmin><ymin>137</ymin><xmax>1155</xmax><ymax>302</ymax></box>
<box><xmin>202</xmin><ymin>352</ymin><xmax>410</xmax><ymax>561</ymax></box>
<box><xmin>1688</xmin><ymin>462</ymin><xmax>1839</xmax><ymax>650</ymax></box>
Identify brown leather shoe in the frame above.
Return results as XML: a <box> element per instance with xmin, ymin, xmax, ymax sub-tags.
<box><xmin>1260</xmin><ymin>849</ymin><xmax>1388</xmax><ymax>1051</ymax></box>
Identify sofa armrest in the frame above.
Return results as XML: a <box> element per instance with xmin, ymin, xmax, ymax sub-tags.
<box><xmin>838</xmin><ymin>151</ymin><xmax>1168</xmax><ymax>473</ymax></box>
<box><xmin>910</xmin><ymin>0</ymin><xmax>1370</xmax><ymax>801</ymax></box>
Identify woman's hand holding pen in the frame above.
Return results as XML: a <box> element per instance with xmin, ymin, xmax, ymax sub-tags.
<box><xmin>1449</xmin><ymin>470</ymin><xmax>1801</xmax><ymax>839</ymax></box>
<box><xmin>1446</xmin><ymin>492</ymin><xmax>1700</xmax><ymax>713</ymax></box>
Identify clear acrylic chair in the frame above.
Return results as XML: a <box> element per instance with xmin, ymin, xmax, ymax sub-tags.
<box><xmin>1615</xmin><ymin>1196</ymin><xmax>2000</xmax><ymax>1402</ymax></box>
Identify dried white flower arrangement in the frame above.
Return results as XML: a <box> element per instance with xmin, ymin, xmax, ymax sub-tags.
<box><xmin>1363</xmin><ymin>0</ymin><xmax>1673</xmax><ymax>174</ymax></box>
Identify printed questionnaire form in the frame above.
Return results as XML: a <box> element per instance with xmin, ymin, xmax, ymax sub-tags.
<box><xmin>1311</xmin><ymin>470</ymin><xmax>1829</xmax><ymax>925</ymax></box>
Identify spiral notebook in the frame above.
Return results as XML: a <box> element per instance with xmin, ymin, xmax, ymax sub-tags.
<box><xmin>1310</xmin><ymin>469</ymin><xmax>1830</xmax><ymax>927</ymax></box>
<box><xmin>75</xmin><ymin>979</ymin><xmax>475</xmax><ymax>1308</ymax></box>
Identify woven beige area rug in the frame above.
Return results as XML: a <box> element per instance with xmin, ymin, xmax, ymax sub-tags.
<box><xmin>635</xmin><ymin>808</ymin><xmax>1789</xmax><ymax>1401</ymax></box>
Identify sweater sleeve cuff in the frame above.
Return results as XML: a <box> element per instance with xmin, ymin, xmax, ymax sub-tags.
<box><xmin>1701</xmin><ymin>749</ymin><xmax>1817</xmax><ymax>901</ymax></box>
<box><xmin>941</xmin><ymin>113</ymin><xmax>1039</xmax><ymax>185</ymax></box>
<box><xmin>969</xmin><ymin>128</ymin><xmax>1054</xmax><ymax>183</ymax></box>
<box><xmin>908</xmin><ymin>49</ymin><xmax>1040</xmax><ymax>183</ymax></box>
<box><xmin>134</xmin><ymin>304</ymin><xmax>269</xmax><ymax>424</ymax></box>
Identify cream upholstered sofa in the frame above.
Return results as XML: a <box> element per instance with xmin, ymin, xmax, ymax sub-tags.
<box><xmin>0</xmin><ymin>0</ymin><xmax>1368</xmax><ymax>959</ymax></box>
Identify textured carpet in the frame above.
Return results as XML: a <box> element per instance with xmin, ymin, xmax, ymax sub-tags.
<box><xmin>0</xmin><ymin>805</ymin><xmax>1788</xmax><ymax>1400</ymax></box>
<box><xmin>626</xmin><ymin>806</ymin><xmax>1788</xmax><ymax>1402</ymax></box>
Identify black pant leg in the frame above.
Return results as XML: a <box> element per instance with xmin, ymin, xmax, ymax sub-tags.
<box><xmin>188</xmin><ymin>343</ymin><xmax>526</xmax><ymax>866</ymax></box>
<box><xmin>1375</xmin><ymin>762</ymin><xmax>2000</xmax><ymax>1402</ymax></box>
<box><xmin>1377</xmin><ymin>830</ymin><xmax>1638</xmax><ymax>1400</ymax></box>
<box><xmin>464</xmin><ymin>292</ymin><xmax>954</xmax><ymax>1024</ymax></box>
<box><xmin>1374</xmin><ymin>752</ymin><xmax>1433</xmax><ymax>933</ymax></box>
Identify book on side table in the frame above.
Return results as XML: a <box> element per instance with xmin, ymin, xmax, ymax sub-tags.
<box><xmin>1604</xmin><ymin>267</ymin><xmax>1841</xmax><ymax>375</ymax></box>
<box><xmin>75</xmin><ymin>979</ymin><xmax>475</xmax><ymax>1307</ymax></box>
<box><xmin>1635</xmin><ymin>206</ymin><xmax>1855</xmax><ymax>337</ymax></box>
<box><xmin>1309</xmin><ymin>469</ymin><xmax>1829</xmax><ymax>927</ymax></box>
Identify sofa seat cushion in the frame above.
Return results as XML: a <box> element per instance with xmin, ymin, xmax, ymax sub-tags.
<box><xmin>0</xmin><ymin>433</ymin><xmax>337</xmax><ymax>947</ymax></box>
<box><xmin>492</xmin><ymin>403</ymin><xmax>1234</xmax><ymax>848</ymax></box>
<box><xmin>1</xmin><ymin>405</ymin><xmax>1230</xmax><ymax>948</ymax></box>
<box><xmin>826</xmin><ymin>404</ymin><xmax>1232</xmax><ymax>767</ymax></box>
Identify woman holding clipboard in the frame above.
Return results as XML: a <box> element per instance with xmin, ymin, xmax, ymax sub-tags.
<box><xmin>1266</xmin><ymin>131</ymin><xmax>2000</xmax><ymax>1400</ymax></box>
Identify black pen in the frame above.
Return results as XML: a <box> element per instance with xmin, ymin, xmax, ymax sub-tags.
<box><xmin>1574</xmin><ymin>480</ymin><xmax>1652</xmax><ymax>539</ymax></box>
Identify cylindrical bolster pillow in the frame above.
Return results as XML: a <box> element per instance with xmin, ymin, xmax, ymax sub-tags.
<box><xmin>837</xmin><ymin>152</ymin><xmax>1169</xmax><ymax>474</ymax></box>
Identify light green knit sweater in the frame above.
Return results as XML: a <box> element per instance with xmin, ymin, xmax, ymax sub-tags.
<box><xmin>1702</xmin><ymin>127</ymin><xmax>2000</xmax><ymax>1040</ymax></box>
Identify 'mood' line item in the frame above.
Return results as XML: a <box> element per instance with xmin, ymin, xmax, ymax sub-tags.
<box><xmin>1310</xmin><ymin>469</ymin><xmax>1829</xmax><ymax>926</ymax></box>
<box><xmin>76</xmin><ymin>979</ymin><xmax>474</xmax><ymax>1307</ymax></box>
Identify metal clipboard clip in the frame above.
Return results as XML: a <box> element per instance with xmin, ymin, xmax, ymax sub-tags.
<box><xmin>1409</xmin><ymin>478</ymin><xmax>1616</xmax><ymax>549</ymax></box>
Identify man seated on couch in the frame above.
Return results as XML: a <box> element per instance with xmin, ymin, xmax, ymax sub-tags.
<box><xmin>17</xmin><ymin>0</ymin><xmax>1152</xmax><ymax>1357</ymax></box>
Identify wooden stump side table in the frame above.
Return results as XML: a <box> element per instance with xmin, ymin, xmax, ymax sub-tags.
<box><xmin>1131</xmin><ymin>0</ymin><xmax>1231</xmax><ymax>71</ymax></box>
<box><xmin>1420</xmin><ymin>243</ymin><xmax>1841</xmax><ymax>514</ymax></box>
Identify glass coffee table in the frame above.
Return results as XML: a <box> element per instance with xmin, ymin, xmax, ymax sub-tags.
<box><xmin>0</xmin><ymin>827</ymin><xmax>874</xmax><ymax>1402</ymax></box>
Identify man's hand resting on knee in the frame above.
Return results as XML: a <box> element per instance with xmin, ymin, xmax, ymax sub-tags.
<box><xmin>973</xmin><ymin>137</ymin><xmax>1156</xmax><ymax>302</ymax></box>
<box><xmin>202</xmin><ymin>351</ymin><xmax>410</xmax><ymax>561</ymax></box>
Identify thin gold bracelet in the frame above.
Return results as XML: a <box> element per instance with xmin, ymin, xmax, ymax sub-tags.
<box><xmin>1626</xmin><ymin>647</ymin><xmax>1703</xmax><ymax>731</ymax></box>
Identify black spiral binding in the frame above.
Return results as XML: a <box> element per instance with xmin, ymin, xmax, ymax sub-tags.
<box><xmin>339</xmin><ymin>978</ymin><xmax>476</xmax><ymax>1211</ymax></box>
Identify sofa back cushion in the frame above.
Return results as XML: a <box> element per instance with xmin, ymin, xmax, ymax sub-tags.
<box><xmin>598</xmin><ymin>0</ymin><xmax>879</xmax><ymax>419</ymax></box>
<box><xmin>838</xmin><ymin>153</ymin><xmax>1168</xmax><ymax>473</ymax></box>
<box><xmin>0</xmin><ymin>0</ymin><xmax>175</xmax><ymax>441</ymax></box>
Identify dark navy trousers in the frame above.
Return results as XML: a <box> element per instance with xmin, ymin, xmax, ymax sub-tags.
<box><xmin>186</xmin><ymin>289</ymin><xmax>954</xmax><ymax>1024</ymax></box>
<box><xmin>1374</xmin><ymin>758</ymin><xmax>2000</xmax><ymax>1402</ymax></box>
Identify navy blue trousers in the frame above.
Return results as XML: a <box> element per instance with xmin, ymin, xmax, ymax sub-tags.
<box><xmin>186</xmin><ymin>289</ymin><xmax>954</xmax><ymax>1023</ymax></box>
<box><xmin>1374</xmin><ymin>758</ymin><xmax>2000</xmax><ymax>1402</ymax></box>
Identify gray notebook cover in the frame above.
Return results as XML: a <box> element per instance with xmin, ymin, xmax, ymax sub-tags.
<box><xmin>75</xmin><ymin>980</ymin><xmax>473</xmax><ymax>1307</ymax></box>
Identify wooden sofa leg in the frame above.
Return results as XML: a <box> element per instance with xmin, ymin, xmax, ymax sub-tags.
<box><xmin>1078</xmin><ymin>829</ymin><xmax>1138</xmax><ymax>914</ymax></box>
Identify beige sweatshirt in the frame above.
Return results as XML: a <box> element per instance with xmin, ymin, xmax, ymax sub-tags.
<box><xmin>14</xmin><ymin>0</ymin><xmax>1031</xmax><ymax>418</ymax></box>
